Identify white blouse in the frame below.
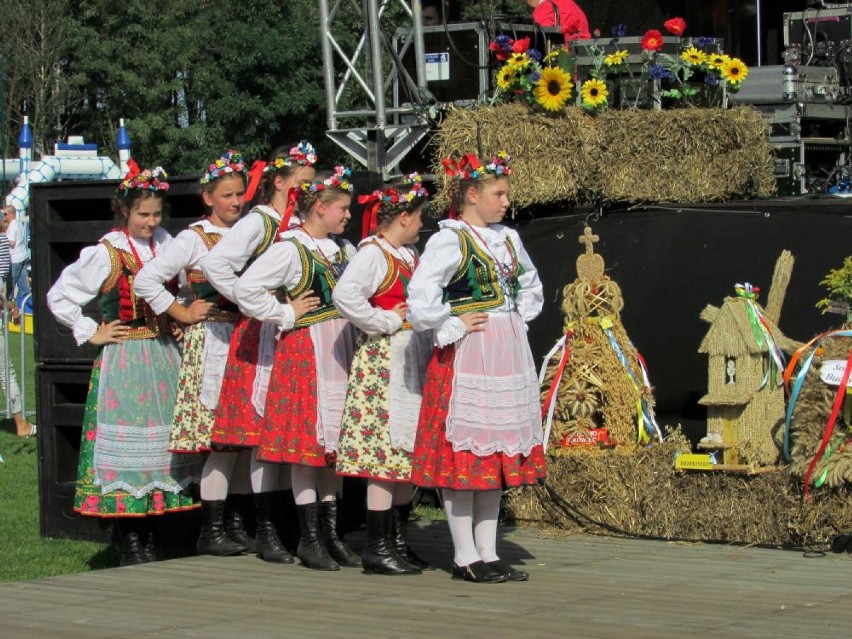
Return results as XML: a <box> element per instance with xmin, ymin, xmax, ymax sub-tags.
<box><xmin>406</xmin><ymin>219</ymin><xmax>543</xmax><ymax>346</ymax></box>
<box><xmin>134</xmin><ymin>219</ymin><xmax>230</xmax><ymax>315</ymax></box>
<box><xmin>332</xmin><ymin>237</ymin><xmax>418</xmax><ymax>337</ymax></box>
<box><xmin>232</xmin><ymin>228</ymin><xmax>356</xmax><ymax>332</ymax></box>
<box><xmin>199</xmin><ymin>205</ymin><xmax>284</xmax><ymax>304</ymax></box>
<box><xmin>47</xmin><ymin>228</ymin><xmax>173</xmax><ymax>346</ymax></box>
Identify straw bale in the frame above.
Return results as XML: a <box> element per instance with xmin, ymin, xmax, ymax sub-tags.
<box><xmin>789</xmin><ymin>333</ymin><xmax>852</xmax><ymax>486</ymax></box>
<box><xmin>506</xmin><ymin>433</ymin><xmax>852</xmax><ymax>547</ymax></box>
<box><xmin>433</xmin><ymin>104</ymin><xmax>775</xmax><ymax>210</ymax></box>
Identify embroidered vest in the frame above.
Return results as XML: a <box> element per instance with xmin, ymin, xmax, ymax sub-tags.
<box><xmin>366</xmin><ymin>241</ymin><xmax>416</xmax><ymax>330</ymax></box>
<box><xmin>443</xmin><ymin>228</ymin><xmax>523</xmax><ymax>315</ymax></box>
<box><xmin>238</xmin><ymin>208</ymin><xmax>279</xmax><ymax>276</ymax></box>
<box><xmin>98</xmin><ymin>239</ymin><xmax>172</xmax><ymax>339</ymax></box>
<box><xmin>186</xmin><ymin>225</ymin><xmax>240</xmax><ymax>322</ymax></box>
<box><xmin>283</xmin><ymin>237</ymin><xmax>349</xmax><ymax>328</ymax></box>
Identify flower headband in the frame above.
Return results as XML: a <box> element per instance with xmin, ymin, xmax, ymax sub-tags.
<box><xmin>357</xmin><ymin>173</ymin><xmax>428</xmax><ymax>238</ymax></box>
<box><xmin>119</xmin><ymin>160</ymin><xmax>170</xmax><ymax>193</ymax></box>
<box><xmin>299</xmin><ymin>165</ymin><xmax>354</xmax><ymax>194</ymax></box>
<box><xmin>200</xmin><ymin>150</ymin><xmax>246</xmax><ymax>185</ymax></box>
<box><xmin>442</xmin><ymin>151</ymin><xmax>513</xmax><ymax>181</ymax></box>
<box><xmin>262</xmin><ymin>141</ymin><xmax>318</xmax><ymax>174</ymax></box>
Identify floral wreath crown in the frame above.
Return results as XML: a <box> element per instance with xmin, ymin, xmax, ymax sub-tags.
<box><xmin>442</xmin><ymin>151</ymin><xmax>513</xmax><ymax>181</ymax></box>
<box><xmin>119</xmin><ymin>161</ymin><xmax>170</xmax><ymax>194</ymax></box>
<box><xmin>299</xmin><ymin>165</ymin><xmax>354</xmax><ymax>194</ymax></box>
<box><xmin>262</xmin><ymin>140</ymin><xmax>318</xmax><ymax>174</ymax></box>
<box><xmin>200</xmin><ymin>150</ymin><xmax>247</xmax><ymax>185</ymax></box>
<box><xmin>358</xmin><ymin>173</ymin><xmax>428</xmax><ymax>239</ymax></box>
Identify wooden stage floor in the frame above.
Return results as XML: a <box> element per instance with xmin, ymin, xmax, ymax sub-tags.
<box><xmin>1</xmin><ymin>522</ymin><xmax>850</xmax><ymax>639</ymax></box>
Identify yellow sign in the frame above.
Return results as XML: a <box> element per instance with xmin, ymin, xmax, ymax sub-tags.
<box><xmin>674</xmin><ymin>453</ymin><xmax>715</xmax><ymax>471</ymax></box>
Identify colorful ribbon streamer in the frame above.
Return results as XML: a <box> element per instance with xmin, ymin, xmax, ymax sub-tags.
<box><xmin>244</xmin><ymin>160</ymin><xmax>267</xmax><ymax>202</ymax></box>
<box><xmin>358</xmin><ymin>191</ymin><xmax>383</xmax><ymax>239</ymax></box>
<box><xmin>538</xmin><ymin>330</ymin><xmax>573</xmax><ymax>453</ymax></box>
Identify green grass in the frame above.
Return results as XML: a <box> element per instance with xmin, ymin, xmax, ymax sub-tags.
<box><xmin>0</xmin><ymin>331</ymin><xmax>116</xmax><ymax>583</ymax></box>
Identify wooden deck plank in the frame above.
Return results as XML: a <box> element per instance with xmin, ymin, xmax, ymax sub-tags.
<box><xmin>1</xmin><ymin>524</ymin><xmax>849</xmax><ymax>639</ymax></box>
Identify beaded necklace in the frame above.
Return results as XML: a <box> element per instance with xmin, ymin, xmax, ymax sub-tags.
<box><xmin>376</xmin><ymin>233</ymin><xmax>418</xmax><ymax>271</ymax></box>
<box><xmin>296</xmin><ymin>226</ymin><xmax>345</xmax><ymax>277</ymax></box>
<box><xmin>123</xmin><ymin>227</ymin><xmax>156</xmax><ymax>268</ymax></box>
<box><xmin>459</xmin><ymin>219</ymin><xmax>520</xmax><ymax>305</ymax></box>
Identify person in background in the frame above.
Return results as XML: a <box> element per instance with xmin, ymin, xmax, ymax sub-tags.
<box><xmin>527</xmin><ymin>0</ymin><xmax>591</xmax><ymax>41</ymax></box>
<box><xmin>4</xmin><ymin>205</ymin><xmax>31</xmax><ymax>306</ymax></box>
<box><xmin>0</xmin><ymin>216</ymin><xmax>35</xmax><ymax>437</ymax></box>
<box><xmin>421</xmin><ymin>0</ymin><xmax>442</xmax><ymax>26</ymax></box>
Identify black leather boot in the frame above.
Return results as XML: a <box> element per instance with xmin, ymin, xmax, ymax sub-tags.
<box><xmin>296</xmin><ymin>502</ymin><xmax>340</xmax><ymax>571</ymax></box>
<box><xmin>196</xmin><ymin>499</ymin><xmax>245</xmax><ymax>556</ymax></box>
<box><xmin>393</xmin><ymin>504</ymin><xmax>434</xmax><ymax>570</ymax></box>
<box><xmin>224</xmin><ymin>494</ymin><xmax>256</xmax><ymax>553</ymax></box>
<box><xmin>275</xmin><ymin>489</ymin><xmax>301</xmax><ymax>554</ymax></box>
<box><xmin>319</xmin><ymin>499</ymin><xmax>361</xmax><ymax>567</ymax></box>
<box><xmin>117</xmin><ymin>518</ymin><xmax>148</xmax><ymax>566</ymax></box>
<box><xmin>362</xmin><ymin>509</ymin><xmax>421</xmax><ymax>575</ymax></box>
<box><xmin>254</xmin><ymin>492</ymin><xmax>294</xmax><ymax>563</ymax></box>
<box><xmin>142</xmin><ymin>518</ymin><xmax>158</xmax><ymax>563</ymax></box>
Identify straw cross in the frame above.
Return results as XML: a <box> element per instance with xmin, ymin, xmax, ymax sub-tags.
<box><xmin>579</xmin><ymin>226</ymin><xmax>599</xmax><ymax>255</ymax></box>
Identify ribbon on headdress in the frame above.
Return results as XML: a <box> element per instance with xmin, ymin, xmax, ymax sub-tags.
<box><xmin>358</xmin><ymin>191</ymin><xmax>383</xmax><ymax>239</ymax></box>
<box><xmin>245</xmin><ymin>160</ymin><xmax>267</xmax><ymax>202</ymax></box>
<box><xmin>125</xmin><ymin>158</ymin><xmax>141</xmax><ymax>181</ymax></box>
<box><xmin>278</xmin><ymin>187</ymin><xmax>300</xmax><ymax>234</ymax></box>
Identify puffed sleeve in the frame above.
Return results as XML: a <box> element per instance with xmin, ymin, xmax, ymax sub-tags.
<box><xmin>232</xmin><ymin>242</ymin><xmax>301</xmax><ymax>331</ymax></box>
<box><xmin>46</xmin><ymin>244</ymin><xmax>112</xmax><ymax>345</ymax></box>
<box><xmin>332</xmin><ymin>243</ymin><xmax>402</xmax><ymax>336</ymax></box>
<box><xmin>134</xmin><ymin>229</ymin><xmax>205</xmax><ymax>316</ymax></box>
<box><xmin>406</xmin><ymin>229</ymin><xmax>466</xmax><ymax>344</ymax></box>
<box><xmin>200</xmin><ymin>213</ymin><xmax>269</xmax><ymax>303</ymax></box>
<box><xmin>509</xmin><ymin>229</ymin><xmax>544</xmax><ymax>322</ymax></box>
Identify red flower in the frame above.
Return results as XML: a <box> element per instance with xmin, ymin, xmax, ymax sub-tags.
<box><xmin>511</xmin><ymin>36</ymin><xmax>530</xmax><ymax>53</ymax></box>
<box><xmin>641</xmin><ymin>29</ymin><xmax>664</xmax><ymax>52</ymax></box>
<box><xmin>663</xmin><ymin>17</ymin><xmax>686</xmax><ymax>36</ymax></box>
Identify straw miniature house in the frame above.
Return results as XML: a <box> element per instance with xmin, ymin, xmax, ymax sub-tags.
<box><xmin>697</xmin><ymin>251</ymin><xmax>799</xmax><ymax>466</ymax></box>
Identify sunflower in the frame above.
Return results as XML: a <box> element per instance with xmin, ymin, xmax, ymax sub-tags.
<box><xmin>604</xmin><ymin>49</ymin><xmax>629</xmax><ymax>66</ymax></box>
<box><xmin>496</xmin><ymin>65</ymin><xmax>518</xmax><ymax>91</ymax></box>
<box><xmin>707</xmin><ymin>53</ymin><xmax>730</xmax><ymax>70</ymax></box>
<box><xmin>721</xmin><ymin>57</ymin><xmax>748</xmax><ymax>84</ymax></box>
<box><xmin>581</xmin><ymin>78</ymin><xmax>608</xmax><ymax>108</ymax></box>
<box><xmin>680</xmin><ymin>46</ymin><xmax>706</xmax><ymax>66</ymax></box>
<box><xmin>534</xmin><ymin>67</ymin><xmax>573</xmax><ymax>111</ymax></box>
<box><xmin>507</xmin><ymin>52</ymin><xmax>531</xmax><ymax>71</ymax></box>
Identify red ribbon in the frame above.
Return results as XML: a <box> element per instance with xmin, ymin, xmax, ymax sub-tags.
<box><xmin>278</xmin><ymin>187</ymin><xmax>300</xmax><ymax>234</ymax></box>
<box><xmin>358</xmin><ymin>192</ymin><xmax>383</xmax><ymax>239</ymax></box>
<box><xmin>804</xmin><ymin>350</ymin><xmax>852</xmax><ymax>499</ymax></box>
<box><xmin>541</xmin><ymin>330</ymin><xmax>573</xmax><ymax>420</ymax></box>
<box><xmin>124</xmin><ymin>158</ymin><xmax>140</xmax><ymax>180</ymax></box>
<box><xmin>244</xmin><ymin>160</ymin><xmax>267</xmax><ymax>202</ymax></box>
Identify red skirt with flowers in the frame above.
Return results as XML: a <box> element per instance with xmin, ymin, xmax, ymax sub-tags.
<box><xmin>210</xmin><ymin>316</ymin><xmax>264</xmax><ymax>448</ymax></box>
<box><xmin>257</xmin><ymin>327</ymin><xmax>327</xmax><ymax>467</ymax></box>
<box><xmin>411</xmin><ymin>345</ymin><xmax>547</xmax><ymax>491</ymax></box>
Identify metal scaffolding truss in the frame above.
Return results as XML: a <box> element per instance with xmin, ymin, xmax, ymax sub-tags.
<box><xmin>318</xmin><ymin>0</ymin><xmax>432</xmax><ymax>177</ymax></box>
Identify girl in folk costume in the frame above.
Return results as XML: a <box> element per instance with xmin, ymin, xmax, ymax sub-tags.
<box><xmin>46</xmin><ymin>167</ymin><xmax>200</xmax><ymax>566</ymax></box>
<box><xmin>232</xmin><ymin>166</ymin><xmax>360</xmax><ymax>571</ymax></box>
<box><xmin>200</xmin><ymin>144</ymin><xmax>316</xmax><ymax>564</ymax></box>
<box><xmin>134</xmin><ymin>154</ymin><xmax>253</xmax><ymax>557</ymax></box>
<box><xmin>407</xmin><ymin>152</ymin><xmax>546</xmax><ymax>583</ymax></box>
<box><xmin>332</xmin><ymin>174</ymin><xmax>433</xmax><ymax>575</ymax></box>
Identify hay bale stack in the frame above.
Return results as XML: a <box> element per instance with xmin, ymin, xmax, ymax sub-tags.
<box><xmin>505</xmin><ymin>439</ymin><xmax>852</xmax><ymax>547</ymax></box>
<box><xmin>434</xmin><ymin>105</ymin><xmax>776</xmax><ymax>209</ymax></box>
<box><xmin>789</xmin><ymin>333</ymin><xmax>852</xmax><ymax>487</ymax></box>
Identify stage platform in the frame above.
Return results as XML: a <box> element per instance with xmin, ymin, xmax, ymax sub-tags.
<box><xmin>1</xmin><ymin>523</ymin><xmax>850</xmax><ymax>639</ymax></box>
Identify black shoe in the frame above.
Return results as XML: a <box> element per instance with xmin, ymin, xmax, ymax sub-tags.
<box><xmin>254</xmin><ymin>492</ymin><xmax>294</xmax><ymax>564</ymax></box>
<box><xmin>451</xmin><ymin>561</ymin><xmax>508</xmax><ymax>583</ymax></box>
<box><xmin>392</xmin><ymin>504</ymin><xmax>435</xmax><ymax>571</ymax></box>
<box><xmin>196</xmin><ymin>500</ymin><xmax>245</xmax><ymax>557</ymax></box>
<box><xmin>275</xmin><ymin>489</ymin><xmax>300</xmax><ymax>554</ymax></box>
<box><xmin>224</xmin><ymin>494</ymin><xmax>256</xmax><ymax>553</ymax></box>
<box><xmin>319</xmin><ymin>500</ymin><xmax>361</xmax><ymax>567</ymax></box>
<box><xmin>486</xmin><ymin>559</ymin><xmax>529</xmax><ymax>582</ymax></box>
<box><xmin>362</xmin><ymin>510</ymin><xmax>421</xmax><ymax>576</ymax></box>
<box><xmin>117</xmin><ymin>519</ymin><xmax>149</xmax><ymax>566</ymax></box>
<box><xmin>296</xmin><ymin>502</ymin><xmax>340</xmax><ymax>571</ymax></box>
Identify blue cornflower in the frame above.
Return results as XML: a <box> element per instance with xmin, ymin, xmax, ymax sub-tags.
<box><xmin>694</xmin><ymin>36</ymin><xmax>715</xmax><ymax>49</ymax></box>
<box><xmin>527</xmin><ymin>48</ymin><xmax>543</xmax><ymax>62</ymax></box>
<box><xmin>647</xmin><ymin>64</ymin><xmax>670</xmax><ymax>80</ymax></box>
<box><xmin>528</xmin><ymin>70</ymin><xmax>541</xmax><ymax>83</ymax></box>
<box><xmin>612</xmin><ymin>24</ymin><xmax>628</xmax><ymax>38</ymax></box>
<box><xmin>704</xmin><ymin>73</ymin><xmax>720</xmax><ymax>87</ymax></box>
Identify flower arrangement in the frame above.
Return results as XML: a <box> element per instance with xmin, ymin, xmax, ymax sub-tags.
<box><xmin>490</xmin><ymin>35</ymin><xmax>574</xmax><ymax>112</ymax></box>
<box><xmin>384</xmin><ymin>172</ymin><xmax>428</xmax><ymax>204</ymax></box>
<box><xmin>442</xmin><ymin>151</ymin><xmax>513</xmax><ymax>181</ymax></box>
<box><xmin>120</xmin><ymin>164</ymin><xmax>170</xmax><ymax>193</ymax></box>
<box><xmin>200</xmin><ymin>150</ymin><xmax>246</xmax><ymax>185</ymax></box>
<box><xmin>300</xmin><ymin>164</ymin><xmax>353</xmax><ymax>193</ymax></box>
<box><xmin>262</xmin><ymin>140</ymin><xmax>318</xmax><ymax>173</ymax></box>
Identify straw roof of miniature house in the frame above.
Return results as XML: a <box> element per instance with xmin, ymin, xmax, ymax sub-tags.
<box><xmin>698</xmin><ymin>386</ymin><xmax>754</xmax><ymax>407</ymax></box>
<box><xmin>698</xmin><ymin>296</ymin><xmax>794</xmax><ymax>357</ymax></box>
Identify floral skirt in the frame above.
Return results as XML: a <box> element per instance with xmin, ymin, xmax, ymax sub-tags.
<box><xmin>337</xmin><ymin>335</ymin><xmax>411</xmax><ymax>481</ymax></box>
<box><xmin>410</xmin><ymin>344</ymin><xmax>547</xmax><ymax>491</ymax></box>
<box><xmin>170</xmin><ymin>322</ymin><xmax>215</xmax><ymax>453</ymax></box>
<box><xmin>258</xmin><ymin>328</ymin><xmax>322</xmax><ymax>466</ymax></box>
<box><xmin>75</xmin><ymin>351</ymin><xmax>199</xmax><ymax>518</ymax></box>
<box><xmin>211</xmin><ymin>316</ymin><xmax>264</xmax><ymax>447</ymax></box>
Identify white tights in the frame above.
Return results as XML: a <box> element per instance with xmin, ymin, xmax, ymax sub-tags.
<box><xmin>443</xmin><ymin>488</ymin><xmax>501</xmax><ymax>566</ymax></box>
<box><xmin>366</xmin><ymin>480</ymin><xmax>415</xmax><ymax>511</ymax></box>
<box><xmin>291</xmin><ymin>465</ymin><xmax>342</xmax><ymax>505</ymax></box>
